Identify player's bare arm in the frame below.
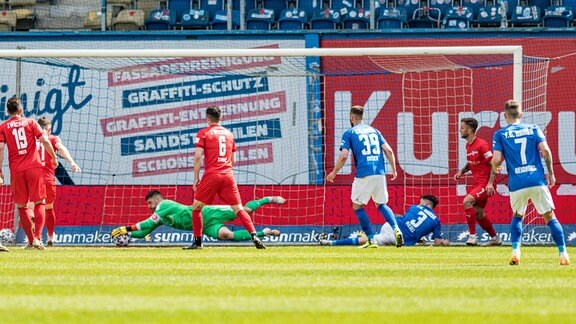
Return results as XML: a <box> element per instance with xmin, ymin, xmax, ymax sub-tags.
<box><xmin>382</xmin><ymin>142</ymin><xmax>397</xmax><ymax>180</ymax></box>
<box><xmin>193</xmin><ymin>147</ymin><xmax>204</xmax><ymax>190</ymax></box>
<box><xmin>454</xmin><ymin>163</ymin><xmax>470</xmax><ymax>181</ymax></box>
<box><xmin>55</xmin><ymin>142</ymin><xmax>81</xmax><ymax>172</ymax></box>
<box><xmin>39</xmin><ymin>134</ymin><xmax>58</xmax><ymax>168</ymax></box>
<box><xmin>485</xmin><ymin>169</ymin><xmax>496</xmax><ymax>196</ymax></box>
<box><xmin>491</xmin><ymin>150</ymin><xmax>504</xmax><ymax>174</ymax></box>
<box><xmin>326</xmin><ymin>149</ymin><xmax>349</xmax><ymax>182</ymax></box>
<box><xmin>539</xmin><ymin>141</ymin><xmax>556</xmax><ymax>187</ymax></box>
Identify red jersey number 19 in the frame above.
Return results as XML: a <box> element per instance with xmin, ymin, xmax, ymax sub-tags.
<box><xmin>12</xmin><ymin>127</ymin><xmax>28</xmax><ymax>151</ymax></box>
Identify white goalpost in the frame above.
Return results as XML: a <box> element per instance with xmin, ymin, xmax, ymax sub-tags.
<box><xmin>0</xmin><ymin>45</ymin><xmax>552</xmax><ymax>246</ymax></box>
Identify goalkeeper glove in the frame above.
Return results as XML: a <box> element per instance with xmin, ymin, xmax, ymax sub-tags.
<box><xmin>111</xmin><ymin>226</ymin><xmax>128</xmax><ymax>237</ymax></box>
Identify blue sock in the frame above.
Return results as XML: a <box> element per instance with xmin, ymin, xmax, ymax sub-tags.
<box><xmin>332</xmin><ymin>237</ymin><xmax>358</xmax><ymax>246</ymax></box>
<box><xmin>510</xmin><ymin>216</ymin><xmax>523</xmax><ymax>250</ymax></box>
<box><xmin>547</xmin><ymin>218</ymin><xmax>566</xmax><ymax>253</ymax></box>
<box><xmin>378</xmin><ymin>204</ymin><xmax>398</xmax><ymax>229</ymax></box>
<box><xmin>354</xmin><ymin>208</ymin><xmax>374</xmax><ymax>237</ymax></box>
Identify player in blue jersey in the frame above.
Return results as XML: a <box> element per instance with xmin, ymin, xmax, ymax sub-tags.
<box><xmin>326</xmin><ymin>105</ymin><xmax>403</xmax><ymax>248</ymax></box>
<box><xmin>319</xmin><ymin>195</ymin><xmax>449</xmax><ymax>247</ymax></box>
<box><xmin>492</xmin><ymin>99</ymin><xmax>570</xmax><ymax>266</ymax></box>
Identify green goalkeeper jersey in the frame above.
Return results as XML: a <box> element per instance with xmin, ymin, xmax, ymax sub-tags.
<box><xmin>130</xmin><ymin>197</ymin><xmax>272</xmax><ymax>239</ymax></box>
<box><xmin>152</xmin><ymin>200</ymin><xmax>237</xmax><ymax>231</ymax></box>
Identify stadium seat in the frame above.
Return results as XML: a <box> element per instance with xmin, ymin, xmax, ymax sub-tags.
<box><xmin>180</xmin><ymin>9</ymin><xmax>210</xmax><ymax>29</ymax></box>
<box><xmin>310</xmin><ymin>8</ymin><xmax>341</xmax><ymax>29</ymax></box>
<box><xmin>84</xmin><ymin>11</ymin><xmax>113</xmax><ymax>30</ymax></box>
<box><xmin>408</xmin><ymin>7</ymin><xmax>442</xmax><ymax>26</ymax></box>
<box><xmin>201</xmin><ymin>0</ymin><xmax>224</xmax><ymax>20</ymax></box>
<box><xmin>542</xmin><ymin>5</ymin><xmax>573</xmax><ymax>26</ymax></box>
<box><xmin>211</xmin><ymin>9</ymin><xmax>241</xmax><ymax>29</ymax></box>
<box><xmin>531</xmin><ymin>0</ymin><xmax>552</xmax><ymax>13</ymax></box>
<box><xmin>113</xmin><ymin>9</ymin><xmax>145</xmax><ymax>30</ymax></box>
<box><xmin>398</xmin><ymin>0</ymin><xmax>423</xmax><ymax>19</ymax></box>
<box><xmin>342</xmin><ymin>7</ymin><xmax>370</xmax><ymax>29</ymax></box>
<box><xmin>145</xmin><ymin>9</ymin><xmax>177</xmax><ymax>30</ymax></box>
<box><xmin>169</xmin><ymin>0</ymin><xmax>192</xmax><ymax>24</ymax></box>
<box><xmin>443</xmin><ymin>6</ymin><xmax>474</xmax><ymax>28</ymax></box>
<box><xmin>477</xmin><ymin>6</ymin><xmax>501</xmax><ymax>25</ymax></box>
<box><xmin>8</xmin><ymin>0</ymin><xmax>36</xmax><ymax>31</ymax></box>
<box><xmin>246</xmin><ymin>8</ymin><xmax>276</xmax><ymax>30</ymax></box>
<box><xmin>461</xmin><ymin>0</ymin><xmax>484</xmax><ymax>21</ymax></box>
<box><xmin>0</xmin><ymin>10</ymin><xmax>16</xmax><ymax>31</ymax></box>
<box><xmin>377</xmin><ymin>7</ymin><xmax>408</xmax><ymax>28</ymax></box>
<box><xmin>429</xmin><ymin>0</ymin><xmax>454</xmax><ymax>19</ymax></box>
<box><xmin>511</xmin><ymin>4</ymin><xmax>541</xmax><ymax>26</ymax></box>
<box><xmin>277</xmin><ymin>8</ymin><xmax>309</xmax><ymax>30</ymax></box>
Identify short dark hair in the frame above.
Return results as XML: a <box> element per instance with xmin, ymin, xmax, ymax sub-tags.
<box><xmin>504</xmin><ymin>99</ymin><xmax>521</xmax><ymax>119</ymax></box>
<box><xmin>460</xmin><ymin>117</ymin><xmax>478</xmax><ymax>132</ymax></box>
<box><xmin>145</xmin><ymin>190</ymin><xmax>163</xmax><ymax>201</ymax></box>
<box><xmin>206</xmin><ymin>106</ymin><xmax>221</xmax><ymax>122</ymax></box>
<box><xmin>350</xmin><ymin>105</ymin><xmax>364</xmax><ymax>120</ymax></box>
<box><xmin>38</xmin><ymin>116</ymin><xmax>52</xmax><ymax>130</ymax></box>
<box><xmin>6</xmin><ymin>97</ymin><xmax>21</xmax><ymax>115</ymax></box>
<box><xmin>421</xmin><ymin>195</ymin><xmax>439</xmax><ymax>208</ymax></box>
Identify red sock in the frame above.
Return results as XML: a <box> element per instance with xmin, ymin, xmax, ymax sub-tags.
<box><xmin>34</xmin><ymin>203</ymin><xmax>46</xmax><ymax>240</ymax></box>
<box><xmin>45</xmin><ymin>208</ymin><xmax>56</xmax><ymax>237</ymax></box>
<box><xmin>18</xmin><ymin>207</ymin><xmax>34</xmax><ymax>244</ymax></box>
<box><xmin>465</xmin><ymin>207</ymin><xmax>477</xmax><ymax>235</ymax></box>
<box><xmin>477</xmin><ymin>216</ymin><xmax>497</xmax><ymax>237</ymax></box>
<box><xmin>236</xmin><ymin>209</ymin><xmax>256</xmax><ymax>234</ymax></box>
<box><xmin>192</xmin><ymin>209</ymin><xmax>203</xmax><ymax>238</ymax></box>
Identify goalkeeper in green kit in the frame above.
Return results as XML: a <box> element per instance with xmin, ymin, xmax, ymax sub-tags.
<box><xmin>111</xmin><ymin>190</ymin><xmax>285</xmax><ymax>242</ymax></box>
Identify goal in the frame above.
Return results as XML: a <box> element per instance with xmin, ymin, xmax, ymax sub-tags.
<box><xmin>0</xmin><ymin>46</ymin><xmax>551</xmax><ymax>246</ymax></box>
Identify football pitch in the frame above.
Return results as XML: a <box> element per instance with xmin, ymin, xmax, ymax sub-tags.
<box><xmin>1</xmin><ymin>246</ymin><xmax>575</xmax><ymax>323</ymax></box>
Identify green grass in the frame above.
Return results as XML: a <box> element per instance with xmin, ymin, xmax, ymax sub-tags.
<box><xmin>1</xmin><ymin>246</ymin><xmax>575</xmax><ymax>323</ymax></box>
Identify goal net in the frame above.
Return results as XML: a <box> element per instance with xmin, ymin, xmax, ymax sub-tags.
<box><xmin>0</xmin><ymin>46</ymin><xmax>552</xmax><ymax>246</ymax></box>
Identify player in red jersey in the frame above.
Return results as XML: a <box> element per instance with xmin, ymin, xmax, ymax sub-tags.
<box><xmin>454</xmin><ymin>117</ymin><xmax>501</xmax><ymax>246</ymax></box>
<box><xmin>0</xmin><ymin>97</ymin><xmax>57</xmax><ymax>250</ymax></box>
<box><xmin>37</xmin><ymin>117</ymin><xmax>81</xmax><ymax>246</ymax></box>
<box><xmin>184</xmin><ymin>105</ymin><xmax>265</xmax><ymax>250</ymax></box>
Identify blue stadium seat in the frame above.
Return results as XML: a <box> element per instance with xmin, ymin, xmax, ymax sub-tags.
<box><xmin>378</xmin><ymin>7</ymin><xmax>408</xmax><ymax>28</ymax></box>
<box><xmin>477</xmin><ymin>0</ymin><xmax>508</xmax><ymax>27</ymax></box>
<box><xmin>342</xmin><ymin>7</ymin><xmax>370</xmax><ymax>29</ymax></box>
<box><xmin>511</xmin><ymin>4</ymin><xmax>541</xmax><ymax>26</ymax></box>
<box><xmin>310</xmin><ymin>8</ymin><xmax>341</xmax><ymax>29</ymax></box>
<box><xmin>398</xmin><ymin>0</ymin><xmax>423</xmax><ymax>18</ymax></box>
<box><xmin>169</xmin><ymin>0</ymin><xmax>191</xmax><ymax>24</ymax></box>
<box><xmin>530</xmin><ymin>0</ymin><xmax>551</xmax><ymax>13</ymax></box>
<box><xmin>542</xmin><ymin>5</ymin><xmax>573</xmax><ymax>26</ymax></box>
<box><xmin>443</xmin><ymin>6</ymin><xmax>474</xmax><ymax>28</ymax></box>
<box><xmin>145</xmin><ymin>9</ymin><xmax>177</xmax><ymax>30</ymax></box>
<box><xmin>429</xmin><ymin>0</ymin><xmax>454</xmax><ymax>19</ymax></box>
<box><xmin>211</xmin><ymin>9</ymin><xmax>241</xmax><ymax>29</ymax></box>
<box><xmin>246</xmin><ymin>8</ymin><xmax>276</xmax><ymax>30</ymax></box>
<box><xmin>277</xmin><ymin>8</ymin><xmax>309</xmax><ymax>30</ymax></box>
<box><xmin>200</xmin><ymin>0</ymin><xmax>223</xmax><ymax>20</ymax></box>
<box><xmin>460</xmin><ymin>0</ymin><xmax>484</xmax><ymax>21</ymax></box>
<box><xmin>180</xmin><ymin>9</ymin><xmax>210</xmax><ymax>29</ymax></box>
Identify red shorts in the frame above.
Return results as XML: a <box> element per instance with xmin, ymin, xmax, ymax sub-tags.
<box><xmin>10</xmin><ymin>168</ymin><xmax>46</xmax><ymax>205</ymax></box>
<box><xmin>44</xmin><ymin>178</ymin><xmax>56</xmax><ymax>204</ymax></box>
<box><xmin>469</xmin><ymin>185</ymin><xmax>489</xmax><ymax>208</ymax></box>
<box><xmin>194</xmin><ymin>172</ymin><xmax>242</xmax><ymax>206</ymax></box>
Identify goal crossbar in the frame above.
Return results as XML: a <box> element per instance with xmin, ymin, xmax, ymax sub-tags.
<box><xmin>0</xmin><ymin>46</ymin><xmax>522</xmax><ymax>58</ymax></box>
<box><xmin>0</xmin><ymin>46</ymin><xmax>523</xmax><ymax>102</ymax></box>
